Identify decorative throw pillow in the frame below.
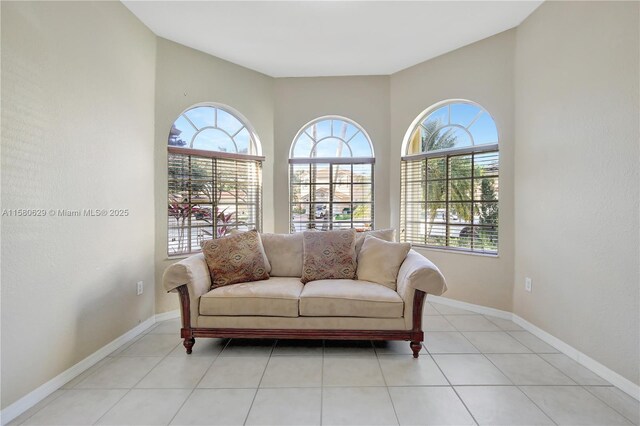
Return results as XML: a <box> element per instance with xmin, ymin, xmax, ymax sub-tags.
<box><xmin>231</xmin><ymin>230</ymin><xmax>305</xmax><ymax>277</ymax></box>
<box><xmin>301</xmin><ymin>229</ymin><xmax>357</xmax><ymax>284</ymax></box>
<box><xmin>201</xmin><ymin>230</ymin><xmax>270</xmax><ymax>289</ymax></box>
<box><xmin>225</xmin><ymin>229</ymin><xmax>272</xmax><ymax>273</ymax></box>
<box><xmin>355</xmin><ymin>228</ymin><xmax>395</xmax><ymax>255</ymax></box>
<box><xmin>356</xmin><ymin>235</ymin><xmax>411</xmax><ymax>290</ymax></box>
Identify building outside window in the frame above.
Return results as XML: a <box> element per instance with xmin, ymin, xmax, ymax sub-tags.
<box><xmin>289</xmin><ymin>116</ymin><xmax>375</xmax><ymax>232</ymax></box>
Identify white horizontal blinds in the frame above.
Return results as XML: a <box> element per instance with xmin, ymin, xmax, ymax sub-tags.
<box><xmin>168</xmin><ymin>153</ymin><xmax>262</xmax><ymax>256</ymax></box>
<box><xmin>401</xmin><ymin>150</ymin><xmax>499</xmax><ymax>254</ymax></box>
<box><xmin>290</xmin><ymin>162</ymin><xmax>373</xmax><ymax>232</ymax></box>
<box><xmin>401</xmin><ymin>159</ymin><xmax>427</xmax><ymax>245</ymax></box>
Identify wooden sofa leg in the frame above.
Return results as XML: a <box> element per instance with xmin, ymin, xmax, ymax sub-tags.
<box><xmin>410</xmin><ymin>341</ymin><xmax>421</xmax><ymax>358</ymax></box>
<box><xmin>183</xmin><ymin>338</ymin><xmax>195</xmax><ymax>354</ymax></box>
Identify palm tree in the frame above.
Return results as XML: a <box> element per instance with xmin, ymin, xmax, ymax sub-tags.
<box><xmin>421</xmin><ymin>119</ymin><xmax>456</xmax><ymax>152</ymax></box>
<box><xmin>420</xmin><ymin>120</ymin><xmax>465</xmax><ymax>212</ymax></box>
<box><xmin>421</xmin><ymin>120</ymin><xmax>502</xmax><ymax>250</ymax></box>
<box><xmin>420</xmin><ymin>120</ymin><xmax>473</xmax><ymax>244</ymax></box>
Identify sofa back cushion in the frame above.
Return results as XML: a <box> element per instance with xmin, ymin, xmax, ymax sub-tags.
<box><xmin>259</xmin><ymin>229</ymin><xmax>397</xmax><ymax>278</ymax></box>
<box><xmin>260</xmin><ymin>232</ymin><xmax>304</xmax><ymax>277</ymax></box>
<box><xmin>201</xmin><ymin>230</ymin><xmax>270</xmax><ymax>289</ymax></box>
<box><xmin>355</xmin><ymin>228</ymin><xmax>395</xmax><ymax>254</ymax></box>
<box><xmin>301</xmin><ymin>229</ymin><xmax>357</xmax><ymax>284</ymax></box>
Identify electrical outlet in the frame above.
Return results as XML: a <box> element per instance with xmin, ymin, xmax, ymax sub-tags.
<box><xmin>525</xmin><ymin>277</ymin><xmax>532</xmax><ymax>292</ymax></box>
<box><xmin>137</xmin><ymin>281</ymin><xmax>144</xmax><ymax>295</ymax></box>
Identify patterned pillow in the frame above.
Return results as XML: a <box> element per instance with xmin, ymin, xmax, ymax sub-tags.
<box><xmin>201</xmin><ymin>230</ymin><xmax>270</xmax><ymax>289</ymax></box>
<box><xmin>301</xmin><ymin>229</ymin><xmax>357</xmax><ymax>284</ymax></box>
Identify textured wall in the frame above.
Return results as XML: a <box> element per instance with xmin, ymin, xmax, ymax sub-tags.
<box><xmin>273</xmin><ymin>76</ymin><xmax>391</xmax><ymax>234</ymax></box>
<box><xmin>154</xmin><ymin>38</ymin><xmax>275</xmax><ymax>314</ymax></box>
<box><xmin>1</xmin><ymin>1</ymin><xmax>157</xmax><ymax>408</ymax></box>
<box><xmin>390</xmin><ymin>30</ymin><xmax>517</xmax><ymax>311</ymax></box>
<box><xmin>514</xmin><ymin>1</ymin><xmax>639</xmax><ymax>385</ymax></box>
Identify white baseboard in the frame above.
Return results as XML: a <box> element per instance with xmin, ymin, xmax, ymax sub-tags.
<box><xmin>154</xmin><ymin>309</ymin><xmax>180</xmax><ymax>322</ymax></box>
<box><xmin>511</xmin><ymin>314</ymin><xmax>640</xmax><ymax>402</ymax></box>
<box><xmin>0</xmin><ymin>312</ymin><xmax>176</xmax><ymax>425</ymax></box>
<box><xmin>427</xmin><ymin>294</ymin><xmax>513</xmax><ymax>320</ymax></box>
<box><xmin>427</xmin><ymin>295</ymin><xmax>640</xmax><ymax>402</ymax></box>
<box><xmin>3</xmin><ymin>299</ymin><xmax>638</xmax><ymax>425</ymax></box>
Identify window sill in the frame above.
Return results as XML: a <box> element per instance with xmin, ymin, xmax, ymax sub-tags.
<box><xmin>411</xmin><ymin>245</ymin><xmax>499</xmax><ymax>258</ymax></box>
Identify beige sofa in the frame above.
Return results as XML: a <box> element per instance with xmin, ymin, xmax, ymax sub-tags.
<box><xmin>163</xmin><ymin>232</ymin><xmax>447</xmax><ymax>357</ymax></box>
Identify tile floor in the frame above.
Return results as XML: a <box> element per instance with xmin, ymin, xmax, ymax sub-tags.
<box><xmin>9</xmin><ymin>302</ymin><xmax>639</xmax><ymax>425</ymax></box>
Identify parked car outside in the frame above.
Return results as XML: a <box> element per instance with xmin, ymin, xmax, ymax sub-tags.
<box><xmin>315</xmin><ymin>204</ymin><xmax>328</xmax><ymax>219</ymax></box>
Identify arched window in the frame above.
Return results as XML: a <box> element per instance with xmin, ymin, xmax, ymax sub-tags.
<box><xmin>400</xmin><ymin>100</ymin><xmax>499</xmax><ymax>254</ymax></box>
<box><xmin>168</xmin><ymin>104</ymin><xmax>263</xmax><ymax>255</ymax></box>
<box><xmin>289</xmin><ymin>116</ymin><xmax>375</xmax><ymax>232</ymax></box>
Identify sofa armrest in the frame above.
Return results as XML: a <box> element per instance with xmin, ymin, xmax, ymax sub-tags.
<box><xmin>397</xmin><ymin>250</ymin><xmax>447</xmax><ymax>330</ymax></box>
<box><xmin>397</xmin><ymin>250</ymin><xmax>447</xmax><ymax>296</ymax></box>
<box><xmin>163</xmin><ymin>253</ymin><xmax>210</xmax><ymax>294</ymax></box>
<box><xmin>162</xmin><ymin>253</ymin><xmax>211</xmax><ymax>327</ymax></box>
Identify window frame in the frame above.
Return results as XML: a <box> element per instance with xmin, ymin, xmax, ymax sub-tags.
<box><xmin>400</xmin><ymin>100</ymin><xmax>499</xmax><ymax>255</ymax></box>
<box><xmin>288</xmin><ymin>116</ymin><xmax>375</xmax><ymax>233</ymax></box>
<box><xmin>167</xmin><ymin>103</ymin><xmax>264</xmax><ymax>257</ymax></box>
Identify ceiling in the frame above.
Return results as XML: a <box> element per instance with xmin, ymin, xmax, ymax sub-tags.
<box><xmin>123</xmin><ymin>1</ymin><xmax>542</xmax><ymax>78</ymax></box>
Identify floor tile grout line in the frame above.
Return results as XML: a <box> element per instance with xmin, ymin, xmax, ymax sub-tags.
<box><xmin>11</xmin><ymin>389</ymin><xmax>68</xmax><ymax>426</ymax></box>
<box><xmin>482</xmin><ymin>315</ymin><xmax>524</xmax><ymax>331</ymax></box>
<box><xmin>515</xmin><ymin>385</ymin><xmax>559</xmax><ymax>426</ymax></box>
<box><xmin>20</xmin><ymin>326</ymin><xmax>180</xmax><ymax>425</ymax></box>
<box><xmin>68</xmin><ymin>383</ymin><xmax>605</xmax><ymax>390</ymax></box>
<box><xmin>92</xmin><ymin>334</ymin><xmax>185</xmax><ymax>425</ymax></box>
<box><xmin>453</xmin><ymin>328</ymin><xmax>484</xmax><ymax>353</ymax></box>
<box><xmin>581</xmin><ymin>384</ymin><xmax>639</xmax><ymax>424</ymax></box>
<box><xmin>371</xmin><ymin>340</ymin><xmax>401</xmax><ymax>426</ymax></box>
<box><xmin>20</xmin><ymin>316</ymin><xmax>633</xmax><ymax>426</ymax></box>
<box><xmin>166</xmin><ymin>337</ymin><xmax>230</xmax><ymax>426</ymax></box>
<box><xmin>242</xmin><ymin>339</ymin><xmax>275</xmax><ymax>426</ymax></box>
<box><xmin>431</xmin><ymin>304</ymin><xmax>478</xmax><ymax>316</ymax></box>
<box><xmin>487</xmin><ymin>352</ymin><xmax>579</xmax><ymax>386</ymax></box>
<box><xmin>481</xmin><ymin>352</ymin><xmax>566</xmax><ymax>426</ymax></box>
<box><xmin>429</xmin><ymin>351</ymin><xmax>480</xmax><ymax>426</ymax></box>
<box><xmin>90</xmin><ymin>389</ymin><xmax>134</xmax><ymax>425</ymax></box>
<box><xmin>506</xmin><ymin>331</ymin><xmax>560</xmax><ymax>353</ymax></box>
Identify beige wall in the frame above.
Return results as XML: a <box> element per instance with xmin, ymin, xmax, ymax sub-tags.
<box><xmin>273</xmin><ymin>77</ymin><xmax>391</xmax><ymax>234</ymax></box>
<box><xmin>514</xmin><ymin>1</ymin><xmax>639</xmax><ymax>385</ymax></box>
<box><xmin>1</xmin><ymin>1</ymin><xmax>156</xmax><ymax>409</ymax></box>
<box><xmin>390</xmin><ymin>30</ymin><xmax>516</xmax><ymax>311</ymax></box>
<box><xmin>154</xmin><ymin>39</ymin><xmax>275</xmax><ymax>314</ymax></box>
<box><xmin>3</xmin><ymin>0</ymin><xmax>638</xmax><ymax>411</ymax></box>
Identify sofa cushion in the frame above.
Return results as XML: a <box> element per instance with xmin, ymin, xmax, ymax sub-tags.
<box><xmin>301</xmin><ymin>229</ymin><xmax>357</xmax><ymax>284</ymax></box>
<box><xmin>299</xmin><ymin>279</ymin><xmax>404</xmax><ymax>318</ymax></box>
<box><xmin>260</xmin><ymin>232</ymin><xmax>304</xmax><ymax>277</ymax></box>
<box><xmin>201</xmin><ymin>230</ymin><xmax>270</xmax><ymax>289</ymax></box>
<box><xmin>357</xmin><ymin>235</ymin><xmax>411</xmax><ymax>290</ymax></box>
<box><xmin>355</xmin><ymin>228</ymin><xmax>395</xmax><ymax>255</ymax></box>
<box><xmin>200</xmin><ymin>277</ymin><xmax>303</xmax><ymax>317</ymax></box>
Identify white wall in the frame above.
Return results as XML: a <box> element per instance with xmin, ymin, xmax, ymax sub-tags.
<box><xmin>1</xmin><ymin>2</ymin><xmax>157</xmax><ymax>408</ymax></box>
<box><xmin>154</xmin><ymin>38</ymin><xmax>275</xmax><ymax>314</ymax></box>
<box><xmin>514</xmin><ymin>1</ymin><xmax>639</xmax><ymax>386</ymax></box>
<box><xmin>390</xmin><ymin>30</ymin><xmax>516</xmax><ymax>311</ymax></box>
<box><xmin>273</xmin><ymin>77</ymin><xmax>390</xmax><ymax>233</ymax></box>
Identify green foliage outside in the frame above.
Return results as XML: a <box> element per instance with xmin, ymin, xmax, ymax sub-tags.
<box><xmin>168</xmin><ymin>154</ymin><xmax>256</xmax><ymax>253</ymax></box>
<box><xmin>420</xmin><ymin>119</ymin><xmax>499</xmax><ymax>252</ymax></box>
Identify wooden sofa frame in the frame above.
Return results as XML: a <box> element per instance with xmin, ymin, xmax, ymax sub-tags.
<box><xmin>177</xmin><ymin>285</ymin><xmax>428</xmax><ymax>358</ymax></box>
